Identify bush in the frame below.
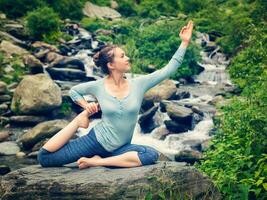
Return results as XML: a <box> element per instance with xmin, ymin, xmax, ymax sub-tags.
<box><xmin>26</xmin><ymin>7</ymin><xmax>61</xmax><ymax>40</ymax></box>
<box><xmin>44</xmin><ymin>0</ymin><xmax>83</xmax><ymax>20</ymax></box>
<box><xmin>0</xmin><ymin>0</ymin><xmax>44</xmax><ymax>18</ymax></box>
<box><xmin>179</xmin><ymin>0</ymin><xmax>208</xmax><ymax>14</ymax></box>
<box><xmin>116</xmin><ymin>0</ymin><xmax>138</xmax><ymax>17</ymax></box>
<box><xmin>81</xmin><ymin>17</ymin><xmax>112</xmax><ymax>32</ymax></box>
<box><xmin>137</xmin><ymin>0</ymin><xmax>179</xmax><ymax>18</ymax></box>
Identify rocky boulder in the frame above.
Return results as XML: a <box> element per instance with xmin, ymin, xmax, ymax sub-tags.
<box><xmin>0</xmin><ymin>40</ymin><xmax>28</xmax><ymax>56</ymax></box>
<box><xmin>83</xmin><ymin>1</ymin><xmax>121</xmax><ymax>20</ymax></box>
<box><xmin>144</xmin><ymin>80</ymin><xmax>177</xmax><ymax>102</ymax></box>
<box><xmin>17</xmin><ymin>119</ymin><xmax>69</xmax><ymax>150</ymax></box>
<box><xmin>11</xmin><ymin>74</ymin><xmax>62</xmax><ymax>115</ymax></box>
<box><xmin>0</xmin><ymin>162</ymin><xmax>220</xmax><ymax>199</ymax></box>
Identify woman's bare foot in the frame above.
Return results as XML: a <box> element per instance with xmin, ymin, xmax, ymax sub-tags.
<box><xmin>74</xmin><ymin>110</ymin><xmax>90</xmax><ymax>128</ymax></box>
<box><xmin>77</xmin><ymin>155</ymin><xmax>102</xmax><ymax>169</ymax></box>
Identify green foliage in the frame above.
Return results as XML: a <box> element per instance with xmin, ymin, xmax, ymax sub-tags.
<box><xmin>116</xmin><ymin>0</ymin><xmax>138</xmax><ymax>17</ymax></box>
<box><xmin>81</xmin><ymin>17</ymin><xmax>112</xmax><ymax>33</ymax></box>
<box><xmin>196</xmin><ymin>96</ymin><xmax>267</xmax><ymax>199</ymax></box>
<box><xmin>179</xmin><ymin>0</ymin><xmax>208</xmax><ymax>14</ymax></box>
<box><xmin>87</xmin><ymin>0</ymin><xmax>110</xmax><ymax>7</ymax></box>
<box><xmin>26</xmin><ymin>7</ymin><xmax>61</xmax><ymax>40</ymax></box>
<box><xmin>0</xmin><ymin>53</ymin><xmax>29</xmax><ymax>84</ymax></box>
<box><xmin>136</xmin><ymin>0</ymin><xmax>180</xmax><ymax>18</ymax></box>
<box><xmin>59</xmin><ymin>101</ymin><xmax>72</xmax><ymax>116</ymax></box>
<box><xmin>0</xmin><ymin>0</ymin><xmax>44</xmax><ymax>18</ymax></box>
<box><xmin>44</xmin><ymin>0</ymin><xmax>83</xmax><ymax>20</ymax></box>
<box><xmin>196</xmin><ymin>2</ymin><xmax>267</xmax><ymax>198</ymax></box>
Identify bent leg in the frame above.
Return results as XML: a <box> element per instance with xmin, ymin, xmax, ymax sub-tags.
<box><xmin>42</xmin><ymin>110</ymin><xmax>90</xmax><ymax>152</ymax></box>
<box><xmin>77</xmin><ymin>144</ymin><xmax>160</xmax><ymax>169</ymax></box>
<box><xmin>111</xmin><ymin>144</ymin><xmax>160</xmax><ymax>166</ymax></box>
<box><xmin>37</xmin><ymin>128</ymin><xmax>109</xmax><ymax>167</ymax></box>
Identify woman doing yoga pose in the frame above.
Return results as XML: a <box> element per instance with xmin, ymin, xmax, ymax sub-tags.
<box><xmin>37</xmin><ymin>20</ymin><xmax>194</xmax><ymax>169</ymax></box>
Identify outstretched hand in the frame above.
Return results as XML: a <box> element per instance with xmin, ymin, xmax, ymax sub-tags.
<box><xmin>179</xmin><ymin>20</ymin><xmax>194</xmax><ymax>44</ymax></box>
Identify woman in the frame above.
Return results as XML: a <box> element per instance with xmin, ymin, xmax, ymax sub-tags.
<box><xmin>37</xmin><ymin>20</ymin><xmax>194</xmax><ymax>169</ymax></box>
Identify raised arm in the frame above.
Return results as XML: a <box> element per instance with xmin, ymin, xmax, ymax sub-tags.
<box><xmin>136</xmin><ymin>20</ymin><xmax>194</xmax><ymax>93</ymax></box>
<box><xmin>68</xmin><ymin>80</ymin><xmax>98</xmax><ymax>103</ymax></box>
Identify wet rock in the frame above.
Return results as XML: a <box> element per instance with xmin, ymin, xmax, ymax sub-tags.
<box><xmin>0</xmin><ymin>165</ymin><xmax>10</xmax><ymax>175</ymax></box>
<box><xmin>0</xmin><ymin>131</ymin><xmax>11</xmax><ymax>142</ymax></box>
<box><xmin>165</xmin><ymin>103</ymin><xmax>193</xmax><ymax>125</ymax></box>
<box><xmin>144</xmin><ymin>80</ymin><xmax>177</xmax><ymax>102</ymax></box>
<box><xmin>0</xmin><ymin>116</ymin><xmax>10</xmax><ymax>126</ymax></box>
<box><xmin>140</xmin><ymin>99</ymin><xmax>154</xmax><ymax>113</ymax></box>
<box><xmin>22</xmin><ymin>54</ymin><xmax>43</xmax><ymax>74</ymax></box>
<box><xmin>9</xmin><ymin>115</ymin><xmax>50</xmax><ymax>126</ymax></box>
<box><xmin>164</xmin><ymin>120</ymin><xmax>191</xmax><ymax>133</ymax></box>
<box><xmin>191</xmin><ymin>106</ymin><xmax>204</xmax><ymax>116</ymax></box>
<box><xmin>139</xmin><ymin>105</ymin><xmax>159</xmax><ymax>133</ymax></box>
<box><xmin>32</xmin><ymin>41</ymin><xmax>60</xmax><ymax>53</ymax></box>
<box><xmin>27</xmin><ymin>151</ymin><xmax>38</xmax><ymax>158</ymax></box>
<box><xmin>0</xmin><ymin>162</ymin><xmax>220</xmax><ymax>199</ymax></box>
<box><xmin>16</xmin><ymin>151</ymin><xmax>26</xmax><ymax>158</ymax></box>
<box><xmin>0</xmin><ymin>81</ymin><xmax>7</xmax><ymax>94</ymax></box>
<box><xmin>52</xmin><ymin>57</ymin><xmax>85</xmax><ymax>70</ymax></box>
<box><xmin>182</xmin><ymin>140</ymin><xmax>202</xmax><ymax>151</ymax></box>
<box><xmin>175</xmin><ymin>150</ymin><xmax>203</xmax><ymax>164</ymax></box>
<box><xmin>3</xmin><ymin>22</ymin><xmax>28</xmax><ymax>40</ymax></box>
<box><xmin>0</xmin><ymin>95</ymin><xmax>11</xmax><ymax>103</ymax></box>
<box><xmin>83</xmin><ymin>1</ymin><xmax>121</xmax><ymax>20</ymax></box>
<box><xmin>46</xmin><ymin>67</ymin><xmax>88</xmax><ymax>81</ymax></box>
<box><xmin>17</xmin><ymin>119</ymin><xmax>69</xmax><ymax>150</ymax></box>
<box><xmin>203</xmin><ymin>41</ymin><xmax>217</xmax><ymax>52</ymax></box>
<box><xmin>0</xmin><ymin>141</ymin><xmax>20</xmax><ymax>155</ymax></box>
<box><xmin>0</xmin><ymin>103</ymin><xmax>8</xmax><ymax>115</ymax></box>
<box><xmin>172</xmin><ymin>91</ymin><xmax>190</xmax><ymax>100</ymax></box>
<box><xmin>0</xmin><ymin>40</ymin><xmax>28</xmax><ymax>56</ymax></box>
<box><xmin>31</xmin><ymin>138</ymin><xmax>50</xmax><ymax>152</ymax></box>
<box><xmin>11</xmin><ymin>74</ymin><xmax>62</xmax><ymax>115</ymax></box>
<box><xmin>151</xmin><ymin>126</ymin><xmax>169</xmax><ymax>140</ymax></box>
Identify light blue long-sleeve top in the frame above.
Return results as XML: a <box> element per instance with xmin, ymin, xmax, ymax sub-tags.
<box><xmin>68</xmin><ymin>44</ymin><xmax>187</xmax><ymax>152</ymax></box>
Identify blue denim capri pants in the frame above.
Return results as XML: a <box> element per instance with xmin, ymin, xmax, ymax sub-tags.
<box><xmin>37</xmin><ymin>128</ymin><xmax>160</xmax><ymax>168</ymax></box>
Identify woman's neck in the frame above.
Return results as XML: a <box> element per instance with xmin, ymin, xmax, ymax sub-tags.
<box><xmin>107</xmin><ymin>73</ymin><xmax>126</xmax><ymax>87</ymax></box>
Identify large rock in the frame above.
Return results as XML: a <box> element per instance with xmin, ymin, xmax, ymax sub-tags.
<box><xmin>83</xmin><ymin>1</ymin><xmax>121</xmax><ymax>20</ymax></box>
<box><xmin>0</xmin><ymin>40</ymin><xmax>28</xmax><ymax>56</ymax></box>
<box><xmin>11</xmin><ymin>74</ymin><xmax>62</xmax><ymax>114</ymax></box>
<box><xmin>144</xmin><ymin>80</ymin><xmax>177</xmax><ymax>102</ymax></box>
<box><xmin>0</xmin><ymin>162</ymin><xmax>220</xmax><ymax>199</ymax></box>
<box><xmin>17</xmin><ymin>119</ymin><xmax>69</xmax><ymax>150</ymax></box>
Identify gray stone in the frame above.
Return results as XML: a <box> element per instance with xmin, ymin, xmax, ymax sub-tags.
<box><xmin>22</xmin><ymin>54</ymin><xmax>44</xmax><ymax>74</ymax></box>
<box><xmin>11</xmin><ymin>74</ymin><xmax>62</xmax><ymax>114</ymax></box>
<box><xmin>0</xmin><ymin>131</ymin><xmax>11</xmax><ymax>142</ymax></box>
<box><xmin>0</xmin><ymin>95</ymin><xmax>11</xmax><ymax>103</ymax></box>
<box><xmin>0</xmin><ymin>40</ymin><xmax>28</xmax><ymax>56</ymax></box>
<box><xmin>0</xmin><ymin>141</ymin><xmax>20</xmax><ymax>155</ymax></box>
<box><xmin>9</xmin><ymin>115</ymin><xmax>49</xmax><ymax>126</ymax></box>
<box><xmin>0</xmin><ymin>162</ymin><xmax>220</xmax><ymax>199</ymax></box>
<box><xmin>144</xmin><ymin>79</ymin><xmax>177</xmax><ymax>102</ymax></box>
<box><xmin>0</xmin><ymin>81</ymin><xmax>7</xmax><ymax>94</ymax></box>
<box><xmin>175</xmin><ymin>150</ymin><xmax>203</xmax><ymax>164</ymax></box>
<box><xmin>83</xmin><ymin>1</ymin><xmax>121</xmax><ymax>20</ymax></box>
<box><xmin>18</xmin><ymin>119</ymin><xmax>69</xmax><ymax>150</ymax></box>
<box><xmin>0</xmin><ymin>165</ymin><xmax>10</xmax><ymax>175</ymax></box>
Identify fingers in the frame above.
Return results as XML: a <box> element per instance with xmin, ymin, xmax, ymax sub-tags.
<box><xmin>84</xmin><ymin>102</ymin><xmax>100</xmax><ymax>114</ymax></box>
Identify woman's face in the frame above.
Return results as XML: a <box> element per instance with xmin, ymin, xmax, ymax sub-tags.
<box><xmin>108</xmin><ymin>47</ymin><xmax>130</xmax><ymax>73</ymax></box>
